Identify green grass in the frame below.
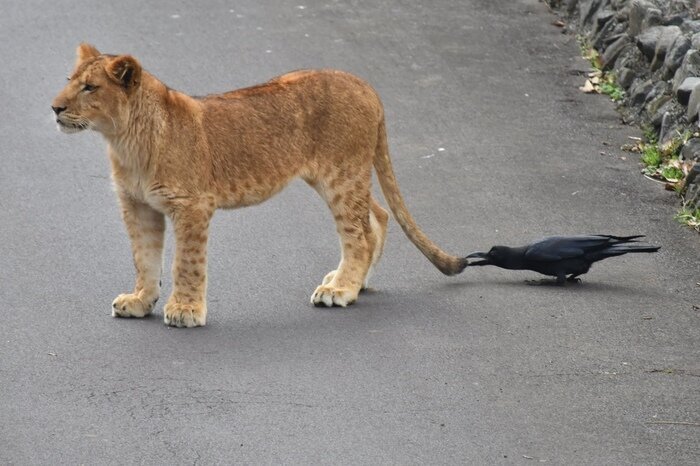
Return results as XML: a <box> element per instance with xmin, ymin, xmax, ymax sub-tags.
<box><xmin>599</xmin><ymin>82</ymin><xmax>625</xmax><ymax>102</ymax></box>
<box><xmin>641</xmin><ymin>145</ymin><xmax>662</xmax><ymax>168</ymax></box>
<box><xmin>661</xmin><ymin>165</ymin><xmax>684</xmax><ymax>181</ymax></box>
<box><xmin>642</xmin><ymin>125</ymin><xmax>658</xmax><ymax>145</ymax></box>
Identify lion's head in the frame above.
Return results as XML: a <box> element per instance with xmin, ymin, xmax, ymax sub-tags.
<box><xmin>52</xmin><ymin>44</ymin><xmax>142</xmax><ymax>136</ymax></box>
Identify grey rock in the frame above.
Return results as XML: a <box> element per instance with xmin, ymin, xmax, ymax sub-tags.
<box><xmin>566</xmin><ymin>0</ymin><xmax>580</xmax><ymax>15</ymax></box>
<box><xmin>647</xmin><ymin>94</ymin><xmax>672</xmax><ymax>122</ymax></box>
<box><xmin>643</xmin><ymin>8</ymin><xmax>664</xmax><ymax>29</ymax></box>
<box><xmin>680</xmin><ymin>138</ymin><xmax>700</xmax><ymax>162</ymax></box>
<box><xmin>594</xmin><ymin>9</ymin><xmax>615</xmax><ymax>36</ymax></box>
<box><xmin>618</xmin><ymin>67</ymin><xmax>636</xmax><ymax>89</ymax></box>
<box><xmin>658</xmin><ymin>112</ymin><xmax>674</xmax><ymax>145</ymax></box>
<box><xmin>663</xmin><ymin>35</ymin><xmax>691</xmax><ymax>78</ymax></box>
<box><xmin>636</xmin><ymin>26</ymin><xmax>666</xmax><ymax>61</ymax></box>
<box><xmin>663</xmin><ymin>14</ymin><xmax>687</xmax><ymax>27</ymax></box>
<box><xmin>613</xmin><ymin>44</ymin><xmax>646</xmax><ymax>75</ymax></box>
<box><xmin>602</xmin><ymin>35</ymin><xmax>632</xmax><ymax>69</ymax></box>
<box><xmin>652</xmin><ymin>98</ymin><xmax>676</xmax><ymax>127</ymax></box>
<box><xmin>675</xmin><ymin>77</ymin><xmax>700</xmax><ymax>105</ymax></box>
<box><xmin>629</xmin><ymin>78</ymin><xmax>655</xmax><ymax>108</ymax></box>
<box><xmin>669</xmin><ymin>0</ymin><xmax>696</xmax><ymax>15</ymax></box>
<box><xmin>580</xmin><ymin>0</ymin><xmax>609</xmax><ymax>28</ymax></box>
<box><xmin>646</xmin><ymin>81</ymin><xmax>669</xmax><ymax>104</ymax></box>
<box><xmin>686</xmin><ymin>84</ymin><xmax>700</xmax><ymax>121</ymax></box>
<box><xmin>628</xmin><ymin>0</ymin><xmax>657</xmax><ymax>37</ymax></box>
<box><xmin>659</xmin><ymin>111</ymin><xmax>684</xmax><ymax>148</ymax></box>
<box><xmin>651</xmin><ymin>26</ymin><xmax>682</xmax><ymax>71</ymax></box>
<box><xmin>594</xmin><ymin>20</ymin><xmax>620</xmax><ymax>49</ymax></box>
<box><xmin>682</xmin><ymin>163</ymin><xmax>700</xmax><ymax>207</ymax></box>
<box><xmin>691</xmin><ymin>31</ymin><xmax>700</xmax><ymax>49</ymax></box>
<box><xmin>672</xmin><ymin>49</ymin><xmax>700</xmax><ymax>92</ymax></box>
<box><xmin>683</xmin><ymin>20</ymin><xmax>700</xmax><ymax>34</ymax></box>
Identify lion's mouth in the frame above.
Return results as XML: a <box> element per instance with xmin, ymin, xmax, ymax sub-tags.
<box><xmin>56</xmin><ymin>118</ymin><xmax>88</xmax><ymax>134</ymax></box>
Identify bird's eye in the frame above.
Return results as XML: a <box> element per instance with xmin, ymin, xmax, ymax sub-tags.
<box><xmin>82</xmin><ymin>84</ymin><xmax>97</xmax><ymax>92</ymax></box>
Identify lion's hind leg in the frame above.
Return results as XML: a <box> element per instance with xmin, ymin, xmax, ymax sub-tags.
<box><xmin>362</xmin><ymin>197</ymin><xmax>389</xmax><ymax>290</ymax></box>
<box><xmin>311</xmin><ymin>176</ymin><xmax>374</xmax><ymax>307</ymax></box>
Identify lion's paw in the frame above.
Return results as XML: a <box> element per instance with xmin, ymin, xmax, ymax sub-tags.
<box><xmin>310</xmin><ymin>284</ymin><xmax>358</xmax><ymax>307</ymax></box>
<box><xmin>164</xmin><ymin>302</ymin><xmax>206</xmax><ymax>328</ymax></box>
<box><xmin>112</xmin><ymin>293</ymin><xmax>157</xmax><ymax>318</ymax></box>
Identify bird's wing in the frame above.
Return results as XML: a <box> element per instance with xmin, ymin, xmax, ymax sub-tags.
<box><xmin>523</xmin><ymin>236</ymin><xmax>611</xmax><ymax>261</ymax></box>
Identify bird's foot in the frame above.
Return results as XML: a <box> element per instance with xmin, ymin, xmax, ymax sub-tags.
<box><xmin>566</xmin><ymin>276</ymin><xmax>582</xmax><ymax>284</ymax></box>
<box><xmin>525</xmin><ymin>279</ymin><xmax>563</xmax><ymax>287</ymax></box>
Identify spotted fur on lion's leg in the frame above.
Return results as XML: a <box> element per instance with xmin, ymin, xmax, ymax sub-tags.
<box><xmin>163</xmin><ymin>202</ymin><xmax>213</xmax><ymax>327</ymax></box>
<box><xmin>311</xmin><ymin>167</ymin><xmax>375</xmax><ymax>307</ymax></box>
<box><xmin>112</xmin><ymin>194</ymin><xmax>164</xmax><ymax>318</ymax></box>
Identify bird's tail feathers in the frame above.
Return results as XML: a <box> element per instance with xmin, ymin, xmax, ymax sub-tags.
<box><xmin>604</xmin><ymin>234</ymin><xmax>646</xmax><ymax>243</ymax></box>
<box><xmin>605</xmin><ymin>244</ymin><xmax>660</xmax><ymax>255</ymax></box>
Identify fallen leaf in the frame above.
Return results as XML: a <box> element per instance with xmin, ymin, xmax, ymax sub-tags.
<box><xmin>552</xmin><ymin>19</ymin><xmax>566</xmax><ymax>27</ymax></box>
<box><xmin>579</xmin><ymin>80</ymin><xmax>596</xmax><ymax>93</ymax></box>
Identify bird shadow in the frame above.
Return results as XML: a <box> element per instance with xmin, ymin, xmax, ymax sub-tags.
<box><xmin>438</xmin><ymin>277</ymin><xmax>652</xmax><ymax>295</ymax></box>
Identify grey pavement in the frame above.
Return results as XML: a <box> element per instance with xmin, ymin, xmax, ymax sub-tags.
<box><xmin>2</xmin><ymin>0</ymin><xmax>699</xmax><ymax>464</ymax></box>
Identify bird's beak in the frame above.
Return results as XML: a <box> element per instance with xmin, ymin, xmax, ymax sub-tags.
<box><xmin>465</xmin><ymin>251</ymin><xmax>491</xmax><ymax>266</ymax></box>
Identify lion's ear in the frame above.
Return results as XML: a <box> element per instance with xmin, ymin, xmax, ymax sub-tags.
<box><xmin>76</xmin><ymin>43</ymin><xmax>100</xmax><ymax>65</ymax></box>
<box><xmin>106</xmin><ymin>55</ymin><xmax>142</xmax><ymax>91</ymax></box>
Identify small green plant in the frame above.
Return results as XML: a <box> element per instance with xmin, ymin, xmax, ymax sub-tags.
<box><xmin>599</xmin><ymin>82</ymin><xmax>624</xmax><ymax>102</ymax></box>
<box><xmin>642</xmin><ymin>125</ymin><xmax>658</xmax><ymax>145</ymax></box>
<box><xmin>661</xmin><ymin>165</ymin><xmax>684</xmax><ymax>182</ymax></box>
<box><xmin>675</xmin><ymin>205</ymin><xmax>700</xmax><ymax>232</ymax></box>
<box><xmin>659</xmin><ymin>129</ymin><xmax>690</xmax><ymax>157</ymax></box>
<box><xmin>641</xmin><ymin>145</ymin><xmax>662</xmax><ymax>168</ymax></box>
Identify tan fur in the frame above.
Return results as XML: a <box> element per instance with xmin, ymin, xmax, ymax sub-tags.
<box><xmin>52</xmin><ymin>44</ymin><xmax>467</xmax><ymax>327</ymax></box>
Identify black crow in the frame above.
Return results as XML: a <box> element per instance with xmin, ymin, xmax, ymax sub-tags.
<box><xmin>465</xmin><ymin>235</ymin><xmax>660</xmax><ymax>284</ymax></box>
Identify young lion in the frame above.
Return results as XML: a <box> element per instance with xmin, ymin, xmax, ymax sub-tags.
<box><xmin>52</xmin><ymin>43</ymin><xmax>468</xmax><ymax>327</ymax></box>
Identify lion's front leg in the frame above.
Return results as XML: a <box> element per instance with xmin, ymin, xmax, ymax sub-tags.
<box><xmin>113</xmin><ymin>195</ymin><xmax>165</xmax><ymax>318</ymax></box>
<box><xmin>164</xmin><ymin>204</ymin><xmax>213</xmax><ymax>328</ymax></box>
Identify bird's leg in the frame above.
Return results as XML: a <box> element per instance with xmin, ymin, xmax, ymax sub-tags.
<box><xmin>556</xmin><ymin>273</ymin><xmax>567</xmax><ymax>286</ymax></box>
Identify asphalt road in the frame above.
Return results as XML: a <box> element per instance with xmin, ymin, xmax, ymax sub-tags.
<box><xmin>2</xmin><ymin>0</ymin><xmax>699</xmax><ymax>464</ymax></box>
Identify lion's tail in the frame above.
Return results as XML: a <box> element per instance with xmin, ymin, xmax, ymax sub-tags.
<box><xmin>372</xmin><ymin>119</ymin><xmax>468</xmax><ymax>276</ymax></box>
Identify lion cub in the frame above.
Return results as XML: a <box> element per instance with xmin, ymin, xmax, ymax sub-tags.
<box><xmin>52</xmin><ymin>44</ymin><xmax>467</xmax><ymax>327</ymax></box>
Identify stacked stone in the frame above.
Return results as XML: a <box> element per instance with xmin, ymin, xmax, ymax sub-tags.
<box><xmin>556</xmin><ymin>0</ymin><xmax>700</xmax><ymax>210</ymax></box>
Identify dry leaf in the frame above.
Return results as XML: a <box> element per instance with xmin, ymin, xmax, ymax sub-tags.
<box><xmin>579</xmin><ymin>80</ymin><xmax>596</xmax><ymax>93</ymax></box>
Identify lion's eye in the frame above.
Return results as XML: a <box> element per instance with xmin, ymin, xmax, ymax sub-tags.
<box><xmin>82</xmin><ymin>84</ymin><xmax>97</xmax><ymax>92</ymax></box>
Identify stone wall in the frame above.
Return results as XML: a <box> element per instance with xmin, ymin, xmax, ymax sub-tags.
<box><xmin>549</xmin><ymin>0</ymin><xmax>700</xmax><ymax>213</ymax></box>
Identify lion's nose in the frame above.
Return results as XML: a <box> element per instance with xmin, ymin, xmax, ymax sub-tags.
<box><xmin>52</xmin><ymin>106</ymin><xmax>66</xmax><ymax>115</ymax></box>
